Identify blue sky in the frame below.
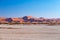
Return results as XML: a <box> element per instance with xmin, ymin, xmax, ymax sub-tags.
<box><xmin>0</xmin><ymin>0</ymin><xmax>60</xmax><ymax>18</ymax></box>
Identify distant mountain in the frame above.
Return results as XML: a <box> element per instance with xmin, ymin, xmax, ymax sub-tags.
<box><xmin>0</xmin><ymin>16</ymin><xmax>60</xmax><ymax>24</ymax></box>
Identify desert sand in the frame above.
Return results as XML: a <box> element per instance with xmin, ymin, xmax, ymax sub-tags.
<box><xmin>0</xmin><ymin>24</ymin><xmax>60</xmax><ymax>40</ymax></box>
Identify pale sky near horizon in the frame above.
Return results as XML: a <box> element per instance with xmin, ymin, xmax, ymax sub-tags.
<box><xmin>0</xmin><ymin>0</ymin><xmax>60</xmax><ymax>18</ymax></box>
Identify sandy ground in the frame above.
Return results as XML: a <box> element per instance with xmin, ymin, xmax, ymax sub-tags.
<box><xmin>0</xmin><ymin>24</ymin><xmax>60</xmax><ymax>40</ymax></box>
